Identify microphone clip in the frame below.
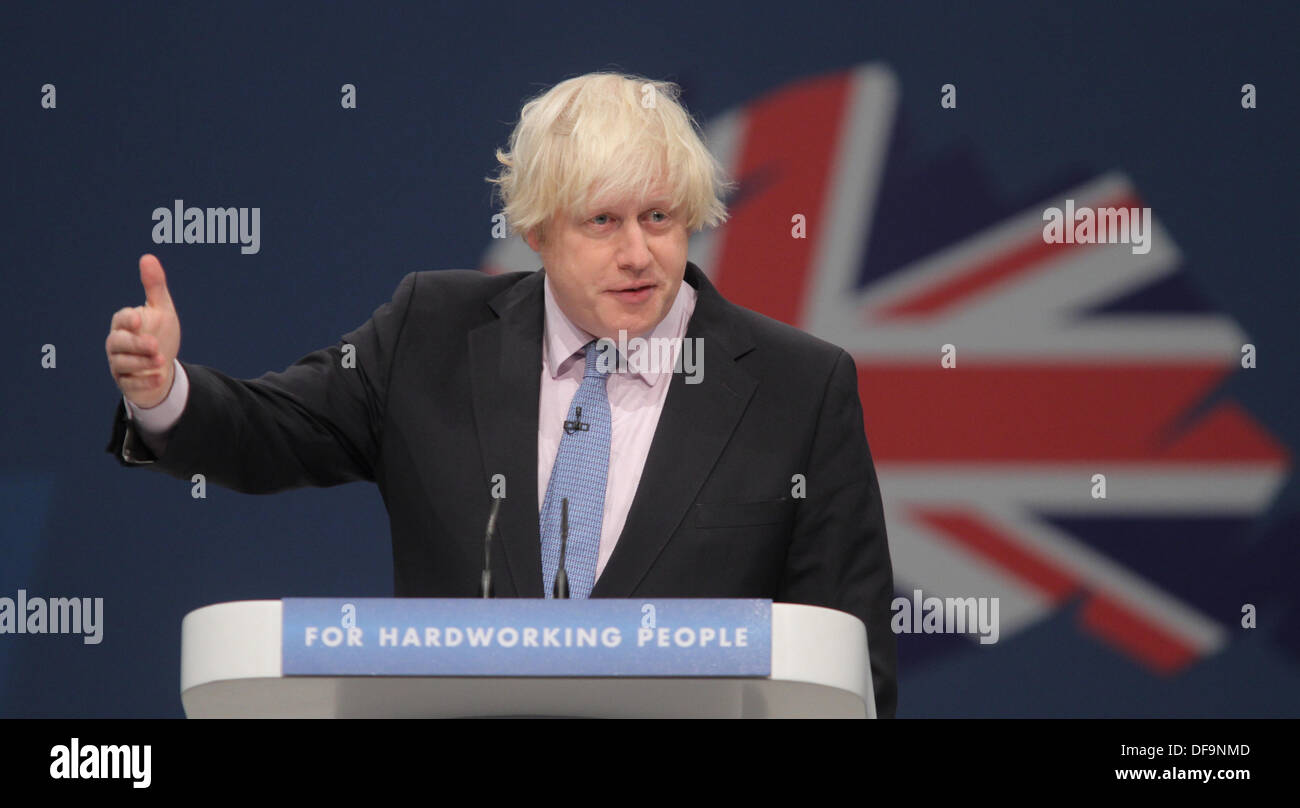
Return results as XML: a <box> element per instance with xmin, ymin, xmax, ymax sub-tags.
<box><xmin>563</xmin><ymin>406</ymin><xmax>590</xmax><ymax>435</ymax></box>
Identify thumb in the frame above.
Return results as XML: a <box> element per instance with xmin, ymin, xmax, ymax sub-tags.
<box><xmin>139</xmin><ymin>254</ymin><xmax>174</xmax><ymax>310</ymax></box>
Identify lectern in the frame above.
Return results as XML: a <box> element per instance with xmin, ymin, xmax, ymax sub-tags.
<box><xmin>181</xmin><ymin>599</ymin><xmax>876</xmax><ymax>718</ymax></box>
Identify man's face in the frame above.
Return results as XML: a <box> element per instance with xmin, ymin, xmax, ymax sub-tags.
<box><xmin>526</xmin><ymin>190</ymin><xmax>688</xmax><ymax>340</ymax></box>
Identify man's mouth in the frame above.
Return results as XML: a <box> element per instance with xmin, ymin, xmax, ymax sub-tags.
<box><xmin>609</xmin><ymin>283</ymin><xmax>656</xmax><ymax>303</ymax></box>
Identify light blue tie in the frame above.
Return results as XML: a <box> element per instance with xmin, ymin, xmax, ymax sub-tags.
<box><xmin>539</xmin><ymin>339</ymin><xmax>612</xmax><ymax>599</ymax></box>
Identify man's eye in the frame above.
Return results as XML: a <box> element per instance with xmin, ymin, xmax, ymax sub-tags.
<box><xmin>590</xmin><ymin>214</ymin><xmax>611</xmax><ymax>226</ymax></box>
<box><xmin>646</xmin><ymin>210</ymin><xmax>669</xmax><ymax>223</ymax></box>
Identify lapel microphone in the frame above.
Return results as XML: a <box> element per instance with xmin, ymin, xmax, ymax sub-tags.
<box><xmin>479</xmin><ymin>496</ymin><xmax>501</xmax><ymax>598</ymax></box>
<box><xmin>553</xmin><ymin>497</ymin><xmax>570</xmax><ymax>599</ymax></box>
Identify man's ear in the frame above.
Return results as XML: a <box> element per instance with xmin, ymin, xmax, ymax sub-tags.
<box><xmin>524</xmin><ymin>226</ymin><xmax>544</xmax><ymax>252</ymax></box>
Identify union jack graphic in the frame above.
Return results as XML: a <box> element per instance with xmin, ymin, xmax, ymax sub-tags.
<box><xmin>481</xmin><ymin>65</ymin><xmax>1292</xmax><ymax>685</ymax></box>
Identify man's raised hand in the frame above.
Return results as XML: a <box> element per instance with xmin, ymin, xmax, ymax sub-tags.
<box><xmin>106</xmin><ymin>254</ymin><xmax>182</xmax><ymax>409</ymax></box>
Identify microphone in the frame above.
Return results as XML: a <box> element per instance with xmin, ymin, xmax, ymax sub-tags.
<box><xmin>479</xmin><ymin>496</ymin><xmax>501</xmax><ymax>598</ymax></box>
<box><xmin>553</xmin><ymin>497</ymin><xmax>570</xmax><ymax>599</ymax></box>
<box><xmin>563</xmin><ymin>406</ymin><xmax>590</xmax><ymax>435</ymax></box>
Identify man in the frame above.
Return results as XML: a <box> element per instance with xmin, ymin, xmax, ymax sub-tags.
<box><xmin>104</xmin><ymin>72</ymin><xmax>897</xmax><ymax>717</ymax></box>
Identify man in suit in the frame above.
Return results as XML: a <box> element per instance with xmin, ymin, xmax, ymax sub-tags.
<box><xmin>104</xmin><ymin>72</ymin><xmax>897</xmax><ymax>717</ymax></box>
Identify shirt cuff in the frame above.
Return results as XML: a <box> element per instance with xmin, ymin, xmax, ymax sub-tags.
<box><xmin>124</xmin><ymin>358</ymin><xmax>190</xmax><ymax>436</ymax></box>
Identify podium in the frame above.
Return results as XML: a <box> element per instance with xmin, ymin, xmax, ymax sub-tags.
<box><xmin>181</xmin><ymin>599</ymin><xmax>876</xmax><ymax>718</ymax></box>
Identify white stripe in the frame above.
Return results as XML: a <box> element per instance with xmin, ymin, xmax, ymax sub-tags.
<box><xmin>803</xmin><ymin>64</ymin><xmax>899</xmax><ymax>341</ymax></box>
<box><xmin>887</xmin><ymin>509</ymin><xmax>1053</xmax><ymax>639</ymax></box>
<box><xmin>481</xmin><ymin>233</ymin><xmax>540</xmax><ymax>275</ymax></box>
<box><xmin>879</xmin><ymin>465</ymin><xmax>1287</xmax><ymax>513</ymax></box>
<box><xmin>851</xmin><ymin>172</ymin><xmax>1138</xmax><ymax>311</ymax></box>
<box><xmin>978</xmin><ymin>504</ymin><xmax>1226</xmax><ymax>653</ymax></box>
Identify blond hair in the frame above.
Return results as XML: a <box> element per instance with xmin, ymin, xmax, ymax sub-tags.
<box><xmin>487</xmin><ymin>72</ymin><xmax>733</xmax><ymax>239</ymax></box>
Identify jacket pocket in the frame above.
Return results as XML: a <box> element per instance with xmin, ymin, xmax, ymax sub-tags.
<box><xmin>693</xmin><ymin>498</ymin><xmax>791</xmax><ymax>529</ymax></box>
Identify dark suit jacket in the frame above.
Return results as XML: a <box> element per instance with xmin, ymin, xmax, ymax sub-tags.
<box><xmin>107</xmin><ymin>261</ymin><xmax>898</xmax><ymax>717</ymax></box>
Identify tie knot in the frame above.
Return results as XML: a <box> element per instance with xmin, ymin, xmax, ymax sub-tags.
<box><xmin>582</xmin><ymin>339</ymin><xmax>611</xmax><ymax>379</ymax></box>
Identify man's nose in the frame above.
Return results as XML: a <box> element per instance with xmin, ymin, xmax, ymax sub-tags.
<box><xmin>616</xmin><ymin>219</ymin><xmax>653</xmax><ymax>270</ymax></box>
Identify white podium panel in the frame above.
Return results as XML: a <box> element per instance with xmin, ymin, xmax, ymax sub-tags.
<box><xmin>181</xmin><ymin>600</ymin><xmax>875</xmax><ymax>718</ymax></box>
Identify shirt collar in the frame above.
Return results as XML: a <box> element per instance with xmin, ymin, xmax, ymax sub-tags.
<box><xmin>542</xmin><ymin>272</ymin><xmax>696</xmax><ymax>386</ymax></box>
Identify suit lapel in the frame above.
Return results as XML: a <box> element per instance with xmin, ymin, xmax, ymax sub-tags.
<box><xmin>468</xmin><ymin>270</ymin><xmax>546</xmax><ymax>597</ymax></box>
<box><xmin>468</xmin><ymin>263</ymin><xmax>756</xmax><ymax>599</ymax></box>
<box><xmin>591</xmin><ymin>263</ymin><xmax>757</xmax><ymax>597</ymax></box>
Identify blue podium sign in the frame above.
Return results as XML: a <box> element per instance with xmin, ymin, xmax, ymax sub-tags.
<box><xmin>281</xmin><ymin>598</ymin><xmax>771</xmax><ymax>677</ymax></box>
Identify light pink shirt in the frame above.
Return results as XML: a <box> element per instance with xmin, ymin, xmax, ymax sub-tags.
<box><xmin>126</xmin><ymin>273</ymin><xmax>698</xmax><ymax>583</ymax></box>
<box><xmin>538</xmin><ymin>275</ymin><xmax>696</xmax><ymax>578</ymax></box>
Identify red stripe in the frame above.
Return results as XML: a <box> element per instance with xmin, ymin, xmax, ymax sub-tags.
<box><xmin>711</xmin><ymin>73</ymin><xmax>852</xmax><ymax>325</ymax></box>
<box><xmin>859</xmin><ymin>363</ymin><xmax>1289</xmax><ymax>463</ymax></box>
<box><xmin>919</xmin><ymin>509</ymin><xmax>1203</xmax><ymax>673</ymax></box>
<box><xmin>876</xmin><ymin>192</ymin><xmax>1143</xmax><ymax>319</ymax></box>
<box><xmin>1079</xmin><ymin>595</ymin><xmax>1199</xmax><ymax>673</ymax></box>
<box><xmin>914</xmin><ymin>509</ymin><xmax>1077</xmax><ymax>600</ymax></box>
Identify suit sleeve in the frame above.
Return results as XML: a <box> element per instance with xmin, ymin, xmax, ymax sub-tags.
<box><xmin>778</xmin><ymin>348</ymin><xmax>898</xmax><ymax>718</ymax></box>
<box><xmin>104</xmin><ymin>271</ymin><xmax>418</xmax><ymax>494</ymax></box>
